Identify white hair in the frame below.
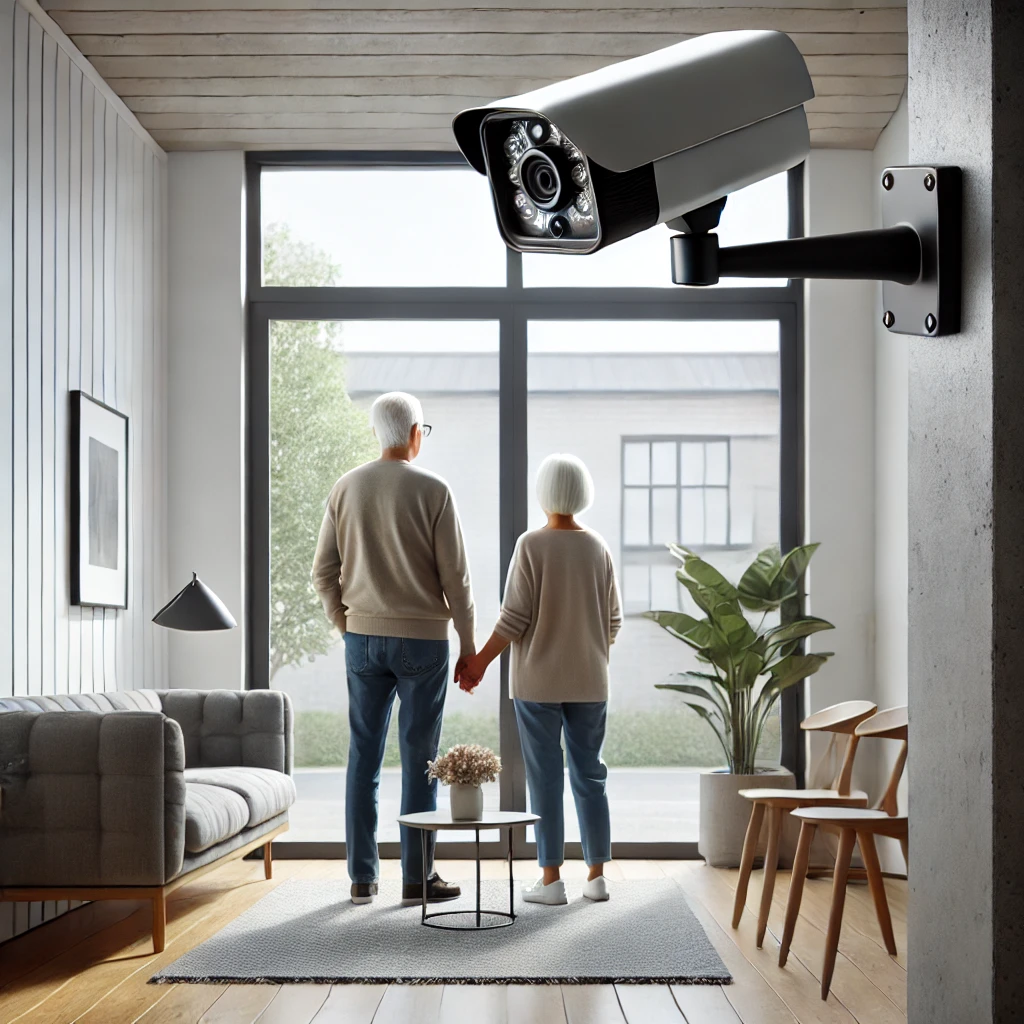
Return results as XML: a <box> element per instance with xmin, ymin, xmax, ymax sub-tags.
<box><xmin>370</xmin><ymin>391</ymin><xmax>423</xmax><ymax>450</ymax></box>
<box><xmin>535</xmin><ymin>453</ymin><xmax>594</xmax><ymax>516</ymax></box>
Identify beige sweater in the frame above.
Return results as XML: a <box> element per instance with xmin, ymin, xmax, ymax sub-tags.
<box><xmin>496</xmin><ymin>528</ymin><xmax>622</xmax><ymax>703</ymax></box>
<box><xmin>311</xmin><ymin>460</ymin><xmax>476</xmax><ymax>652</ymax></box>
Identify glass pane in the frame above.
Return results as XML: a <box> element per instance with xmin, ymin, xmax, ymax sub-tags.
<box><xmin>651</xmin><ymin>441</ymin><xmax>677</xmax><ymax>485</ymax></box>
<box><xmin>623</xmin><ymin>442</ymin><xmax>650</xmax><ymax>486</ymax></box>
<box><xmin>651</xmin><ymin>488</ymin><xmax>678</xmax><ymax>546</ymax></box>
<box><xmin>522</xmin><ymin>171</ymin><xmax>790</xmax><ymax>288</ymax></box>
<box><xmin>270</xmin><ymin>318</ymin><xmax>500</xmax><ymax>843</ymax></box>
<box><xmin>705</xmin><ymin>441</ymin><xmax>729</xmax><ymax>486</ymax></box>
<box><xmin>651</xmin><ymin>563</ymin><xmax>681</xmax><ymax>612</ymax></box>
<box><xmin>261</xmin><ymin>167</ymin><xmax>506</xmax><ymax>287</ymax></box>
<box><xmin>623</xmin><ymin>564</ymin><xmax>650</xmax><ymax>610</ymax></box>
<box><xmin>527</xmin><ymin>318</ymin><xmax>781</xmax><ymax>843</ymax></box>
<box><xmin>705</xmin><ymin>488</ymin><xmax>729</xmax><ymax>545</ymax></box>
<box><xmin>681</xmin><ymin>442</ymin><xmax>705</xmax><ymax>486</ymax></box>
<box><xmin>681</xmin><ymin>489</ymin><xmax>705</xmax><ymax>545</ymax></box>
<box><xmin>623</xmin><ymin>489</ymin><xmax>650</xmax><ymax>546</ymax></box>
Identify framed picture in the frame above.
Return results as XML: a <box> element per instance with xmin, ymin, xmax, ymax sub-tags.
<box><xmin>71</xmin><ymin>391</ymin><xmax>129</xmax><ymax>608</ymax></box>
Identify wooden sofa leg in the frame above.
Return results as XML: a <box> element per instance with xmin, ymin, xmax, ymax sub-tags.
<box><xmin>264</xmin><ymin>840</ymin><xmax>273</xmax><ymax>880</ymax></box>
<box><xmin>152</xmin><ymin>893</ymin><xmax>167</xmax><ymax>954</ymax></box>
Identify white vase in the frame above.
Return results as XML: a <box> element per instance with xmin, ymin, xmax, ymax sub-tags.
<box><xmin>449</xmin><ymin>782</ymin><xmax>484</xmax><ymax>821</ymax></box>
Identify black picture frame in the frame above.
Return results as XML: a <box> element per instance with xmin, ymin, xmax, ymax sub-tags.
<box><xmin>70</xmin><ymin>390</ymin><xmax>129</xmax><ymax>608</ymax></box>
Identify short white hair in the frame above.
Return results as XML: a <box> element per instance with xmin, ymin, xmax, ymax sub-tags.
<box><xmin>371</xmin><ymin>391</ymin><xmax>423</xmax><ymax>450</ymax></box>
<box><xmin>535</xmin><ymin>453</ymin><xmax>594</xmax><ymax>516</ymax></box>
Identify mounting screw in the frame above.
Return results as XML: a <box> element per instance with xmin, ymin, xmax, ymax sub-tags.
<box><xmin>925</xmin><ymin>313</ymin><xmax>937</xmax><ymax>333</ymax></box>
<box><xmin>882</xmin><ymin>172</ymin><xmax>895</xmax><ymax>191</ymax></box>
<box><xmin>883</xmin><ymin>310</ymin><xmax>895</xmax><ymax>328</ymax></box>
<box><xmin>924</xmin><ymin>173</ymin><xmax>936</xmax><ymax>191</ymax></box>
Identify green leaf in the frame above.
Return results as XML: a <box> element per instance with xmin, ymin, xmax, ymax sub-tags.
<box><xmin>677</xmin><ymin>702</ymin><xmax>732</xmax><ymax>765</ymax></box>
<box><xmin>768</xmin><ymin>652</ymin><xmax>833</xmax><ymax>692</ymax></box>
<box><xmin>643</xmin><ymin>610</ymin><xmax>702</xmax><ymax>639</ymax></box>
<box><xmin>762</xmin><ymin>616</ymin><xmax>835</xmax><ymax>653</ymax></box>
<box><xmin>774</xmin><ymin>543</ymin><xmax>820</xmax><ymax>598</ymax></box>
<box><xmin>737</xmin><ymin>545</ymin><xmax>782</xmax><ymax>611</ymax></box>
<box><xmin>657</xmin><ymin>674</ymin><xmax>730</xmax><ymax>717</ymax></box>
<box><xmin>676</xmin><ymin>575</ymin><xmax>719</xmax><ymax>618</ymax></box>
<box><xmin>679</xmin><ymin>553</ymin><xmax>738</xmax><ymax>603</ymax></box>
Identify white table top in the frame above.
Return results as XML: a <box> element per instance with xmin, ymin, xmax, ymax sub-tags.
<box><xmin>397</xmin><ymin>810</ymin><xmax>540</xmax><ymax>832</ymax></box>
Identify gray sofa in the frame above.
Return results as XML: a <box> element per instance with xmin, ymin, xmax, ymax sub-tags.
<box><xmin>0</xmin><ymin>688</ymin><xmax>296</xmax><ymax>951</ymax></box>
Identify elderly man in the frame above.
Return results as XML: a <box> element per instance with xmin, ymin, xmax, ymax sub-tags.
<box><xmin>312</xmin><ymin>391</ymin><xmax>476</xmax><ymax>906</ymax></box>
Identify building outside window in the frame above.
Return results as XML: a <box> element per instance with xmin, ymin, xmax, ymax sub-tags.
<box><xmin>247</xmin><ymin>157</ymin><xmax>801</xmax><ymax>854</ymax></box>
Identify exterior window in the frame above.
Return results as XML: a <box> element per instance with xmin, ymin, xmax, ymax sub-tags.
<box><xmin>622</xmin><ymin>438</ymin><xmax>732</xmax><ymax>552</ymax></box>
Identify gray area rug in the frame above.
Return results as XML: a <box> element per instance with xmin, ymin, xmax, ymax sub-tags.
<box><xmin>152</xmin><ymin>879</ymin><xmax>731</xmax><ymax>986</ymax></box>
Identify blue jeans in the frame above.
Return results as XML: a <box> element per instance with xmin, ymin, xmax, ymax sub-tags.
<box><xmin>344</xmin><ymin>633</ymin><xmax>449</xmax><ymax>885</ymax></box>
<box><xmin>514</xmin><ymin>699</ymin><xmax>611</xmax><ymax>868</ymax></box>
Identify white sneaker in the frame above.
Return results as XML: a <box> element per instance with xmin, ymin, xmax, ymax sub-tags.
<box><xmin>583</xmin><ymin>876</ymin><xmax>610</xmax><ymax>901</ymax></box>
<box><xmin>521</xmin><ymin>877</ymin><xmax>568</xmax><ymax>906</ymax></box>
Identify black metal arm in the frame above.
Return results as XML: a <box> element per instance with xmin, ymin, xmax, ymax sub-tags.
<box><xmin>670</xmin><ymin>226</ymin><xmax>923</xmax><ymax>287</ymax></box>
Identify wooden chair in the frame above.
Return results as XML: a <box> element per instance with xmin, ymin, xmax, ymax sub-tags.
<box><xmin>779</xmin><ymin>705</ymin><xmax>908</xmax><ymax>1000</ymax></box>
<box><xmin>732</xmin><ymin>699</ymin><xmax>877</xmax><ymax>946</ymax></box>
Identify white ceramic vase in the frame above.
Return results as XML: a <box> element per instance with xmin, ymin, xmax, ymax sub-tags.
<box><xmin>449</xmin><ymin>782</ymin><xmax>484</xmax><ymax>821</ymax></box>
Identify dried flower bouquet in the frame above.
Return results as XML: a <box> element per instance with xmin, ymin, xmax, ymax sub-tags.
<box><xmin>427</xmin><ymin>744</ymin><xmax>502</xmax><ymax>787</ymax></box>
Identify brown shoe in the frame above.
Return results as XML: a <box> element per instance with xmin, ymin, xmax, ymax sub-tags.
<box><xmin>401</xmin><ymin>873</ymin><xmax>461</xmax><ymax>906</ymax></box>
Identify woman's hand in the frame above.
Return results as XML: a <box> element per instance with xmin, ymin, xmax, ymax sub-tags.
<box><xmin>456</xmin><ymin>653</ymin><xmax>488</xmax><ymax>693</ymax></box>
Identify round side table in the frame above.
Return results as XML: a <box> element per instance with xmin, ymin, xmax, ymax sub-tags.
<box><xmin>396</xmin><ymin>810</ymin><xmax>540</xmax><ymax>930</ymax></box>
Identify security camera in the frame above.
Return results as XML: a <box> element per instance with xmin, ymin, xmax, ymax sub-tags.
<box><xmin>453</xmin><ymin>30</ymin><xmax>813</xmax><ymax>254</ymax></box>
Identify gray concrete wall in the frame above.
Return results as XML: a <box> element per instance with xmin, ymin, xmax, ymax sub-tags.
<box><xmin>908</xmin><ymin>1</ymin><xmax>1024</xmax><ymax>1019</ymax></box>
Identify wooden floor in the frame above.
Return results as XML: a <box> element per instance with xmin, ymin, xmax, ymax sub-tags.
<box><xmin>0</xmin><ymin>857</ymin><xmax>907</xmax><ymax>1024</ymax></box>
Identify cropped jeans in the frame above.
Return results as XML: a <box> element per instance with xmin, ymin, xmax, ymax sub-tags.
<box><xmin>514</xmin><ymin>699</ymin><xmax>612</xmax><ymax>868</ymax></box>
<box><xmin>344</xmin><ymin>633</ymin><xmax>449</xmax><ymax>885</ymax></box>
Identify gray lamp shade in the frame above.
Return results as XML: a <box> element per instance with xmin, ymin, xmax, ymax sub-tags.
<box><xmin>153</xmin><ymin>573</ymin><xmax>237</xmax><ymax>631</ymax></box>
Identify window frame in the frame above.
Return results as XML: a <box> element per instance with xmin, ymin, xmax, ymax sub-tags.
<box><xmin>245</xmin><ymin>151</ymin><xmax>807</xmax><ymax>860</ymax></box>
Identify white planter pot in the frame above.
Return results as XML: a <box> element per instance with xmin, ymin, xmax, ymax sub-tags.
<box><xmin>698</xmin><ymin>767</ymin><xmax>795</xmax><ymax>867</ymax></box>
<box><xmin>449</xmin><ymin>782</ymin><xmax>484</xmax><ymax>821</ymax></box>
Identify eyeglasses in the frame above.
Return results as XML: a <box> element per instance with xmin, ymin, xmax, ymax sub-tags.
<box><xmin>421</xmin><ymin>423</ymin><xmax>432</xmax><ymax>437</ymax></box>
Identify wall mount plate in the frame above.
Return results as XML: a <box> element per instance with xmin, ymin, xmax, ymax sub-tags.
<box><xmin>881</xmin><ymin>165</ymin><xmax>962</xmax><ymax>337</ymax></box>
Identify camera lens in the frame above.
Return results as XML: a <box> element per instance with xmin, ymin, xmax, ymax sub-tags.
<box><xmin>518</xmin><ymin>150</ymin><xmax>563</xmax><ymax>211</ymax></box>
<box><xmin>549</xmin><ymin>216</ymin><xmax>570</xmax><ymax>238</ymax></box>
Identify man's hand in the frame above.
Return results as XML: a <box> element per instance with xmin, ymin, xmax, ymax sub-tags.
<box><xmin>456</xmin><ymin>653</ymin><xmax>488</xmax><ymax>694</ymax></box>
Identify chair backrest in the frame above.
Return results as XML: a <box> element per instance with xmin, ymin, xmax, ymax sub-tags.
<box><xmin>855</xmin><ymin>705</ymin><xmax>908</xmax><ymax>815</ymax></box>
<box><xmin>801</xmin><ymin>700</ymin><xmax>878</xmax><ymax>796</ymax></box>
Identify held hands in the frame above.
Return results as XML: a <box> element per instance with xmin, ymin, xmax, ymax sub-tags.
<box><xmin>454</xmin><ymin>653</ymin><xmax>488</xmax><ymax>694</ymax></box>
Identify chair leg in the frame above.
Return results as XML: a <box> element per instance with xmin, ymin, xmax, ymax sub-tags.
<box><xmin>264</xmin><ymin>840</ymin><xmax>274</xmax><ymax>880</ymax></box>
<box><xmin>859</xmin><ymin>831</ymin><xmax>897</xmax><ymax>955</ymax></box>
<box><xmin>152</xmin><ymin>893</ymin><xmax>167</xmax><ymax>954</ymax></box>
<box><xmin>780</xmin><ymin>821</ymin><xmax>816</xmax><ymax>967</ymax></box>
<box><xmin>900</xmin><ymin>836</ymin><xmax>909</xmax><ymax>872</ymax></box>
<box><xmin>821</xmin><ymin>827</ymin><xmax>856</xmax><ymax>1001</ymax></box>
<box><xmin>732</xmin><ymin>802</ymin><xmax>766</xmax><ymax>928</ymax></box>
<box><xmin>756</xmin><ymin>806</ymin><xmax>783</xmax><ymax>948</ymax></box>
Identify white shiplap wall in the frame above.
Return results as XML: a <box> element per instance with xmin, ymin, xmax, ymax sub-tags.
<box><xmin>0</xmin><ymin>0</ymin><xmax>167</xmax><ymax>944</ymax></box>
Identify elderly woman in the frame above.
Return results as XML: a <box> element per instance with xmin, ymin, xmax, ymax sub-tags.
<box><xmin>459</xmin><ymin>453</ymin><xmax>622</xmax><ymax>905</ymax></box>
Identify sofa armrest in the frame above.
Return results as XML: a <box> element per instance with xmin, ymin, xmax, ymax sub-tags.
<box><xmin>157</xmin><ymin>690</ymin><xmax>293</xmax><ymax>775</ymax></box>
<box><xmin>0</xmin><ymin>710</ymin><xmax>186</xmax><ymax>887</ymax></box>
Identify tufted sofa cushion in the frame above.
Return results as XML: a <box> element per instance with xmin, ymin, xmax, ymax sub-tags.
<box><xmin>157</xmin><ymin>690</ymin><xmax>293</xmax><ymax>774</ymax></box>
<box><xmin>0</xmin><ymin>709</ymin><xmax>186</xmax><ymax>886</ymax></box>
<box><xmin>184</xmin><ymin>767</ymin><xmax>297</xmax><ymax>829</ymax></box>
<box><xmin>185</xmin><ymin>784</ymin><xmax>250</xmax><ymax>853</ymax></box>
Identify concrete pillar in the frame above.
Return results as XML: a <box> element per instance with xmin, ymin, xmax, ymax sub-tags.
<box><xmin>907</xmin><ymin>2</ymin><xmax>1024</xmax><ymax>1020</ymax></box>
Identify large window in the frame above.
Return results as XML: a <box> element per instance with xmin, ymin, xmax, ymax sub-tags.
<box><xmin>248</xmin><ymin>155</ymin><xmax>802</xmax><ymax>855</ymax></box>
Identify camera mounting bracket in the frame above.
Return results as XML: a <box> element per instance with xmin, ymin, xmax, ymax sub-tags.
<box><xmin>670</xmin><ymin>165</ymin><xmax>962</xmax><ymax>337</ymax></box>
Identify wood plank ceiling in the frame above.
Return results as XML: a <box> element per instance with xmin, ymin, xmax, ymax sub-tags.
<box><xmin>41</xmin><ymin>1</ymin><xmax>908</xmax><ymax>152</ymax></box>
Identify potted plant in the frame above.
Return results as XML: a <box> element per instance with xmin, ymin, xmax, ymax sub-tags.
<box><xmin>427</xmin><ymin>744</ymin><xmax>502</xmax><ymax>821</ymax></box>
<box><xmin>646</xmin><ymin>543</ymin><xmax>834</xmax><ymax>866</ymax></box>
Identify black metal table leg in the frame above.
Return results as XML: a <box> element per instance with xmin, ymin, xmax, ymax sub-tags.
<box><xmin>475</xmin><ymin>830</ymin><xmax>481</xmax><ymax>927</ymax></box>
<box><xmin>507</xmin><ymin>827</ymin><xmax>515</xmax><ymax>921</ymax></box>
<box><xmin>420</xmin><ymin>828</ymin><xmax>428</xmax><ymax>924</ymax></box>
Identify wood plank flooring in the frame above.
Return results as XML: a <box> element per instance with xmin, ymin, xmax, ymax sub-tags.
<box><xmin>0</xmin><ymin>859</ymin><xmax>907</xmax><ymax>1024</ymax></box>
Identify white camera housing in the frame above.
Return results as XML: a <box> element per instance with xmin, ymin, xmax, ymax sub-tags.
<box><xmin>453</xmin><ymin>30</ymin><xmax>814</xmax><ymax>254</ymax></box>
